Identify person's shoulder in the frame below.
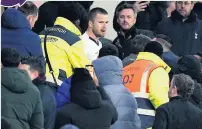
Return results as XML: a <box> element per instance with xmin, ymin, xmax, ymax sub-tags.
<box><xmin>36</xmin><ymin>83</ymin><xmax>55</xmax><ymax>94</ymax></box>
<box><xmin>51</xmin><ymin>25</ymin><xmax>81</xmax><ymax>46</ymax></box>
<box><xmin>29</xmin><ymin>83</ymin><xmax>40</xmax><ymax>93</ymax></box>
<box><xmin>107</xmin><ymin>84</ymin><xmax>135</xmax><ymax>98</ymax></box>
<box><xmin>136</xmin><ymin>28</ymin><xmax>155</xmax><ymax>38</ymax></box>
<box><xmin>22</xmin><ymin>29</ymin><xmax>40</xmax><ymax>42</ymax></box>
<box><xmin>59</xmin><ymin>102</ymin><xmax>80</xmax><ymax>114</ymax></box>
<box><xmin>27</xmin><ymin>83</ymin><xmax>41</xmax><ymax>99</ymax></box>
<box><xmin>136</xmin><ymin>28</ymin><xmax>153</xmax><ymax>34</ymax></box>
<box><xmin>112</xmin><ymin>36</ymin><xmax>119</xmax><ymax>43</ymax></box>
<box><xmin>155</xmin><ymin>102</ymin><xmax>170</xmax><ymax>116</ymax></box>
<box><xmin>156</xmin><ymin>102</ymin><xmax>169</xmax><ymax>111</ymax></box>
<box><xmin>123</xmin><ymin>54</ymin><xmax>137</xmax><ymax>66</ymax></box>
<box><xmin>158</xmin><ymin>17</ymin><xmax>173</xmax><ymax>28</ymax></box>
<box><xmin>197</xmin><ymin>19</ymin><xmax>202</xmax><ymax>28</ymax></box>
<box><xmin>152</xmin><ymin>66</ymin><xmax>169</xmax><ymax>76</ymax></box>
<box><xmin>100</xmin><ymin>99</ymin><xmax>116</xmax><ymax>112</ymax></box>
<box><xmin>123</xmin><ymin>58</ymin><xmax>135</xmax><ymax>67</ymax></box>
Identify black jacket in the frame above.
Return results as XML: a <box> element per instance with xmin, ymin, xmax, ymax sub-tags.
<box><xmin>153</xmin><ymin>96</ymin><xmax>202</xmax><ymax>129</ymax></box>
<box><xmin>32</xmin><ymin>2</ymin><xmax>63</xmax><ymax>34</ymax></box>
<box><xmin>54</xmin><ymin>68</ymin><xmax>118</xmax><ymax>129</ymax></box>
<box><xmin>33</xmin><ymin>79</ymin><xmax>57</xmax><ymax>129</ymax></box>
<box><xmin>193</xmin><ymin>3</ymin><xmax>202</xmax><ymax>20</ymax></box>
<box><xmin>176</xmin><ymin>55</ymin><xmax>202</xmax><ymax>109</ymax></box>
<box><xmin>33</xmin><ymin>1</ymin><xmax>93</xmax><ymax>34</ymax></box>
<box><xmin>135</xmin><ymin>2</ymin><xmax>168</xmax><ymax>31</ymax></box>
<box><xmin>1</xmin><ymin>68</ymin><xmax>44</xmax><ymax>129</ymax></box>
<box><xmin>189</xmin><ymin>82</ymin><xmax>202</xmax><ymax>110</ymax></box>
<box><xmin>156</xmin><ymin>10</ymin><xmax>202</xmax><ymax>56</ymax></box>
<box><xmin>113</xmin><ymin>25</ymin><xmax>155</xmax><ymax>59</ymax></box>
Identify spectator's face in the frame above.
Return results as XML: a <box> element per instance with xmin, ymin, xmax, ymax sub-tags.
<box><xmin>90</xmin><ymin>13</ymin><xmax>109</xmax><ymax>37</ymax></box>
<box><xmin>117</xmin><ymin>8</ymin><xmax>136</xmax><ymax>30</ymax></box>
<box><xmin>176</xmin><ymin>1</ymin><xmax>194</xmax><ymax>18</ymax></box>
<box><xmin>18</xmin><ymin>64</ymin><xmax>39</xmax><ymax>80</ymax></box>
<box><xmin>27</xmin><ymin>13</ymin><xmax>38</xmax><ymax>28</ymax></box>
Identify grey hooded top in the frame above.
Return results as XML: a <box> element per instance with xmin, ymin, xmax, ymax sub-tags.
<box><xmin>93</xmin><ymin>56</ymin><xmax>141</xmax><ymax>129</ymax></box>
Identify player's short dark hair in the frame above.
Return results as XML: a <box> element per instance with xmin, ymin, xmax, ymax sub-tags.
<box><xmin>89</xmin><ymin>7</ymin><xmax>108</xmax><ymax>22</ymax></box>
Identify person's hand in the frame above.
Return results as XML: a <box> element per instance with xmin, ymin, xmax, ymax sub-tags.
<box><xmin>86</xmin><ymin>65</ymin><xmax>99</xmax><ymax>87</ymax></box>
<box><xmin>133</xmin><ymin>1</ymin><xmax>150</xmax><ymax>13</ymax></box>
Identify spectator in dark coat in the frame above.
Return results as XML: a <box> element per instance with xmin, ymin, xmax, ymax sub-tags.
<box><xmin>193</xmin><ymin>2</ymin><xmax>202</xmax><ymax>20</ymax></box>
<box><xmin>122</xmin><ymin>34</ymin><xmax>151</xmax><ymax>67</ymax></box>
<box><xmin>54</xmin><ymin>68</ymin><xmax>118</xmax><ymax>129</ymax></box>
<box><xmin>1</xmin><ymin>2</ymin><xmax>43</xmax><ymax>57</ymax></box>
<box><xmin>1</xmin><ymin>118</ymin><xmax>11</xmax><ymax>129</ymax></box>
<box><xmin>93</xmin><ymin>56</ymin><xmax>141</xmax><ymax>129</ymax></box>
<box><xmin>19</xmin><ymin>56</ymin><xmax>57</xmax><ymax>129</ymax></box>
<box><xmin>177</xmin><ymin>55</ymin><xmax>202</xmax><ymax>110</ymax></box>
<box><xmin>1</xmin><ymin>48</ymin><xmax>44</xmax><ymax>129</ymax></box>
<box><xmin>156</xmin><ymin>1</ymin><xmax>202</xmax><ymax>56</ymax></box>
<box><xmin>112</xmin><ymin>4</ymin><xmax>155</xmax><ymax>60</ymax></box>
<box><xmin>32</xmin><ymin>1</ymin><xmax>65</xmax><ymax>34</ymax></box>
<box><xmin>153</xmin><ymin>74</ymin><xmax>202</xmax><ymax>129</ymax></box>
<box><xmin>135</xmin><ymin>1</ymin><xmax>169</xmax><ymax>31</ymax></box>
<box><xmin>33</xmin><ymin>1</ymin><xmax>93</xmax><ymax>34</ymax></box>
<box><xmin>154</xmin><ymin>34</ymin><xmax>179</xmax><ymax>78</ymax></box>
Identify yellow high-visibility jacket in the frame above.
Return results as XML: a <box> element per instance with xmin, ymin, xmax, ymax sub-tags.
<box><xmin>39</xmin><ymin>17</ymin><xmax>90</xmax><ymax>85</ymax></box>
<box><xmin>136</xmin><ymin>52</ymin><xmax>171</xmax><ymax>109</ymax></box>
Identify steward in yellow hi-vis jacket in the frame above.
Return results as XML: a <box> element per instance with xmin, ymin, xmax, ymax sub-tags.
<box><xmin>123</xmin><ymin>52</ymin><xmax>171</xmax><ymax>129</ymax></box>
<box><xmin>39</xmin><ymin>3</ymin><xmax>90</xmax><ymax>110</ymax></box>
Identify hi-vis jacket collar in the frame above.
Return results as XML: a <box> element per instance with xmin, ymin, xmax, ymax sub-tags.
<box><xmin>54</xmin><ymin>17</ymin><xmax>81</xmax><ymax>36</ymax></box>
<box><xmin>137</xmin><ymin>52</ymin><xmax>171</xmax><ymax>73</ymax></box>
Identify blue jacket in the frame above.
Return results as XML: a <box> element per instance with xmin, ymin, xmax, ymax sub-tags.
<box><xmin>1</xmin><ymin>8</ymin><xmax>43</xmax><ymax>57</ymax></box>
<box><xmin>93</xmin><ymin>56</ymin><xmax>141</xmax><ymax>129</ymax></box>
<box><xmin>163</xmin><ymin>51</ymin><xmax>179</xmax><ymax>73</ymax></box>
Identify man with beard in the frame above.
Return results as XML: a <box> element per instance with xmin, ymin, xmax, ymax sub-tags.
<box><xmin>112</xmin><ymin>4</ymin><xmax>155</xmax><ymax>60</ymax></box>
<box><xmin>156</xmin><ymin>1</ymin><xmax>202</xmax><ymax>56</ymax></box>
<box><xmin>82</xmin><ymin>7</ymin><xmax>109</xmax><ymax>62</ymax></box>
